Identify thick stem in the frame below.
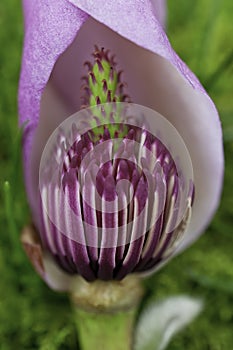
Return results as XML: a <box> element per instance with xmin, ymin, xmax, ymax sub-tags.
<box><xmin>70</xmin><ymin>275</ymin><xmax>144</xmax><ymax>350</ymax></box>
<box><xmin>74</xmin><ymin>307</ymin><xmax>137</xmax><ymax>350</ymax></box>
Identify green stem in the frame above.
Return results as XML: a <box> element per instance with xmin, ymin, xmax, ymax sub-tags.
<box><xmin>70</xmin><ymin>275</ymin><xmax>144</xmax><ymax>350</ymax></box>
<box><xmin>74</xmin><ymin>307</ymin><xmax>137</xmax><ymax>350</ymax></box>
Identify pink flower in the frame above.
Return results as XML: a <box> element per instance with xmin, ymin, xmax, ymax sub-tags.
<box><xmin>19</xmin><ymin>1</ymin><xmax>223</xmax><ymax>289</ymax></box>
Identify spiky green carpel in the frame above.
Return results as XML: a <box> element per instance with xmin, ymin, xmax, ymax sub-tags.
<box><xmin>81</xmin><ymin>46</ymin><xmax>130</xmax><ymax>138</ymax></box>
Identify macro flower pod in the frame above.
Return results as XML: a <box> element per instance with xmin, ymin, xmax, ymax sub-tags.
<box><xmin>19</xmin><ymin>1</ymin><xmax>223</xmax><ymax>287</ymax></box>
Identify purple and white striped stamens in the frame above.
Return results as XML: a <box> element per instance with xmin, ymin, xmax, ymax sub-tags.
<box><xmin>39</xmin><ymin>103</ymin><xmax>194</xmax><ymax>281</ymax></box>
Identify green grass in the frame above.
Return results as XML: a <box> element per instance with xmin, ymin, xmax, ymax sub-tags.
<box><xmin>0</xmin><ymin>0</ymin><xmax>233</xmax><ymax>349</ymax></box>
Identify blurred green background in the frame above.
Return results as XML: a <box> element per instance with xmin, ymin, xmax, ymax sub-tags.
<box><xmin>0</xmin><ymin>0</ymin><xmax>232</xmax><ymax>349</ymax></box>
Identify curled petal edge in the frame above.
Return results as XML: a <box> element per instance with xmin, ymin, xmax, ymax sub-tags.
<box><xmin>21</xmin><ymin>225</ymin><xmax>73</xmax><ymax>291</ymax></box>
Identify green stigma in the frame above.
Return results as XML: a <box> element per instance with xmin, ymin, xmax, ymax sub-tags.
<box><xmin>81</xmin><ymin>46</ymin><xmax>130</xmax><ymax>139</ymax></box>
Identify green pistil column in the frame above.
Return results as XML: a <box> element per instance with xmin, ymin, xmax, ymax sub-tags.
<box><xmin>81</xmin><ymin>46</ymin><xmax>126</xmax><ymax>107</ymax></box>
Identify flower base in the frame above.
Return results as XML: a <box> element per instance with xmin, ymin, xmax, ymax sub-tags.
<box><xmin>70</xmin><ymin>276</ymin><xmax>144</xmax><ymax>350</ymax></box>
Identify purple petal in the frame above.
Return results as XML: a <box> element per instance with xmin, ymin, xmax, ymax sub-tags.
<box><xmin>150</xmin><ymin>0</ymin><xmax>167</xmax><ymax>27</ymax></box>
<box><xmin>19</xmin><ymin>0</ymin><xmax>88</xmax><ymax>213</ymax></box>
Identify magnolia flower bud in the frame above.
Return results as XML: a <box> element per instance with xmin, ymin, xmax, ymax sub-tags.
<box><xmin>19</xmin><ymin>1</ymin><xmax>223</xmax><ymax>291</ymax></box>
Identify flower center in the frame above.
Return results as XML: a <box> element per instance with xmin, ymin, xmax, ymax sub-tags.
<box><xmin>38</xmin><ymin>47</ymin><xmax>194</xmax><ymax>281</ymax></box>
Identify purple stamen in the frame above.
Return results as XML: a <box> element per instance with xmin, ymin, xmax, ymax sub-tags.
<box><xmin>40</xmin><ymin>121</ymin><xmax>194</xmax><ymax>281</ymax></box>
